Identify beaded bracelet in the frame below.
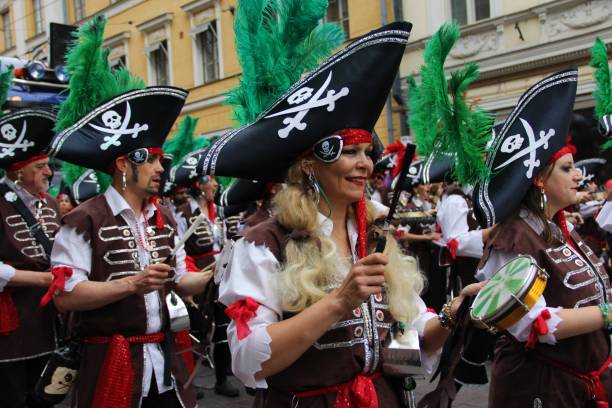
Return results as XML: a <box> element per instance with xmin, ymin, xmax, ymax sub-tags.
<box><xmin>438</xmin><ymin>298</ymin><xmax>458</xmax><ymax>330</ymax></box>
<box><xmin>598</xmin><ymin>303</ymin><xmax>612</xmax><ymax>330</ymax></box>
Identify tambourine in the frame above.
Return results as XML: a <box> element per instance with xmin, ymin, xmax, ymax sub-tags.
<box><xmin>470</xmin><ymin>255</ymin><xmax>548</xmax><ymax>332</ymax></box>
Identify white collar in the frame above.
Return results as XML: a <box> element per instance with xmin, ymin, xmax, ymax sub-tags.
<box><xmin>189</xmin><ymin>196</ymin><xmax>199</xmax><ymax>214</ymax></box>
<box><xmin>104</xmin><ymin>186</ymin><xmax>155</xmax><ymax>220</ymax></box>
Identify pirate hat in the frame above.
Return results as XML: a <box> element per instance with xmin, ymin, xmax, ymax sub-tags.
<box><xmin>393</xmin><ymin>152</ymin><xmax>454</xmax><ymax>190</ymax></box>
<box><xmin>49</xmin><ymin>16</ymin><xmax>188</xmax><ymax>173</ymax></box>
<box><xmin>168</xmin><ymin>145</ymin><xmax>211</xmax><ymax>190</ymax></box>
<box><xmin>216</xmin><ymin>178</ymin><xmax>269</xmax><ymax>207</ymax></box>
<box><xmin>69</xmin><ymin>168</ymin><xmax>103</xmax><ymax>204</ymax></box>
<box><xmin>575</xmin><ymin>158</ymin><xmax>607</xmax><ymax>188</ymax></box>
<box><xmin>199</xmin><ymin>22</ymin><xmax>411</xmax><ymax>182</ymax></box>
<box><xmin>473</xmin><ymin>69</ymin><xmax>578</xmax><ymax>228</ymax></box>
<box><xmin>160</xmin><ymin>116</ymin><xmax>207</xmax><ymax>195</ymax></box>
<box><xmin>0</xmin><ymin>109</ymin><xmax>56</xmax><ymax>169</ymax></box>
<box><xmin>49</xmin><ymin>86</ymin><xmax>188</xmax><ymax>173</ymax></box>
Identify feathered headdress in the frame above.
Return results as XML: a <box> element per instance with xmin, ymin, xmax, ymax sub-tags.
<box><xmin>226</xmin><ymin>0</ymin><xmax>345</xmax><ymax>126</ymax></box>
<box><xmin>54</xmin><ymin>15</ymin><xmax>145</xmax><ymax>133</ymax></box>
<box><xmin>589</xmin><ymin>37</ymin><xmax>612</xmax><ymax>150</ymax></box>
<box><xmin>0</xmin><ymin>66</ymin><xmax>12</xmax><ymax>116</ymax></box>
<box><xmin>163</xmin><ymin>115</ymin><xmax>208</xmax><ymax>168</ymax></box>
<box><xmin>51</xmin><ymin>15</ymin><xmax>145</xmax><ymax>189</ymax></box>
<box><xmin>408</xmin><ymin>22</ymin><xmax>493</xmax><ymax>185</ymax></box>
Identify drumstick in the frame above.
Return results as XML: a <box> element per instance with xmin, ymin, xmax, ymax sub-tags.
<box><xmin>375</xmin><ymin>143</ymin><xmax>417</xmax><ymax>253</ymax></box>
<box><xmin>163</xmin><ymin>213</ymin><xmax>207</xmax><ymax>264</ymax></box>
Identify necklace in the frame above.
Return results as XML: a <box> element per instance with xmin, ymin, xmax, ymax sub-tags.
<box><xmin>133</xmin><ymin>212</ymin><xmax>152</xmax><ymax>252</ymax></box>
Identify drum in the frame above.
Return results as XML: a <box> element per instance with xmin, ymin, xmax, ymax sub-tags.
<box><xmin>470</xmin><ymin>255</ymin><xmax>548</xmax><ymax>331</ymax></box>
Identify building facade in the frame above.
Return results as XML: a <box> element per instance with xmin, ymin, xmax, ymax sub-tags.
<box><xmin>0</xmin><ymin>0</ymin><xmax>406</xmax><ymax>143</ymax></box>
<box><xmin>402</xmin><ymin>0</ymin><xmax>612</xmax><ymax>162</ymax></box>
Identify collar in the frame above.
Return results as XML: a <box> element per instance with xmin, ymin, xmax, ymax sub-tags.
<box><xmin>0</xmin><ymin>176</ymin><xmax>41</xmax><ymax>208</ymax></box>
<box><xmin>104</xmin><ymin>186</ymin><xmax>155</xmax><ymax>220</ymax></box>
<box><xmin>188</xmin><ymin>197</ymin><xmax>199</xmax><ymax>214</ymax></box>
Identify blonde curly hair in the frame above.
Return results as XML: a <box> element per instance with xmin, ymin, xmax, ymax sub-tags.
<box><xmin>273</xmin><ymin>161</ymin><xmax>425</xmax><ymax>323</ymax></box>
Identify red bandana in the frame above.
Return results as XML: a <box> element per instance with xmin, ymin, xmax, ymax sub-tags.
<box><xmin>7</xmin><ymin>154</ymin><xmax>48</xmax><ymax>172</ymax></box>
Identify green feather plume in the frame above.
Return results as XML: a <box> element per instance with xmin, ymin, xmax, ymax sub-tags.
<box><xmin>226</xmin><ymin>0</ymin><xmax>345</xmax><ymax>126</ymax></box>
<box><xmin>590</xmin><ymin>37</ymin><xmax>612</xmax><ymax>118</ymax></box>
<box><xmin>407</xmin><ymin>22</ymin><xmax>492</xmax><ymax>185</ymax></box>
<box><xmin>0</xmin><ymin>65</ymin><xmax>13</xmax><ymax>116</ymax></box>
<box><xmin>589</xmin><ymin>37</ymin><xmax>612</xmax><ymax>151</ymax></box>
<box><xmin>54</xmin><ymin>15</ymin><xmax>145</xmax><ymax>133</ymax></box>
<box><xmin>163</xmin><ymin>115</ymin><xmax>209</xmax><ymax>168</ymax></box>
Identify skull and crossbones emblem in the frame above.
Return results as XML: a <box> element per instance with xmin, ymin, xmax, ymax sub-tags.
<box><xmin>0</xmin><ymin>121</ymin><xmax>34</xmax><ymax>159</ymax></box>
<box><xmin>89</xmin><ymin>101</ymin><xmax>149</xmax><ymax>150</ymax></box>
<box><xmin>184</xmin><ymin>155</ymin><xmax>200</xmax><ymax>179</ymax></box>
<box><xmin>494</xmin><ymin>118</ymin><xmax>555</xmax><ymax>178</ymax></box>
<box><xmin>1</xmin><ymin>124</ymin><xmax>17</xmax><ymax>141</ymax></box>
<box><xmin>319</xmin><ymin>141</ymin><xmax>333</xmax><ymax>157</ymax></box>
<box><xmin>265</xmin><ymin>71</ymin><xmax>350</xmax><ymax>139</ymax></box>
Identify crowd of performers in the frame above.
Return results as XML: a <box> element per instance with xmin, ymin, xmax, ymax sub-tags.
<box><xmin>1</xmin><ymin>5</ymin><xmax>612</xmax><ymax>408</ymax></box>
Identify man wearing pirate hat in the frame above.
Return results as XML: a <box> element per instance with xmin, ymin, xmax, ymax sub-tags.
<box><xmin>0</xmin><ymin>68</ymin><xmax>60</xmax><ymax>408</ymax></box>
<box><xmin>45</xmin><ymin>17</ymin><xmax>210</xmax><ymax>408</ymax></box>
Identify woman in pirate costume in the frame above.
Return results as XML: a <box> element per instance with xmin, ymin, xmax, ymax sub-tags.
<box><xmin>197</xmin><ymin>21</ymin><xmax>485</xmax><ymax>407</ymax></box>
<box><xmin>46</xmin><ymin>17</ymin><xmax>211</xmax><ymax>408</ymax></box>
<box><xmin>0</xmin><ymin>67</ymin><xmax>60</xmax><ymax>408</ymax></box>
<box><xmin>472</xmin><ymin>67</ymin><xmax>612</xmax><ymax>407</ymax></box>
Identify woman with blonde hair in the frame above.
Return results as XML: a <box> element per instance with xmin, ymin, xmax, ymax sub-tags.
<box><xmin>198</xmin><ymin>23</ymin><xmax>483</xmax><ymax>407</ymax></box>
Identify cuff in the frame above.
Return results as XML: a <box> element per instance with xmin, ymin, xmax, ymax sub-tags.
<box><xmin>0</xmin><ymin>263</ymin><xmax>16</xmax><ymax>293</ymax></box>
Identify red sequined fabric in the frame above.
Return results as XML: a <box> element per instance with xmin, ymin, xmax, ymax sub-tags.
<box><xmin>295</xmin><ymin>372</ymin><xmax>381</xmax><ymax>407</ymax></box>
<box><xmin>336</xmin><ymin>128</ymin><xmax>373</xmax><ymax>147</ymax></box>
<box><xmin>354</xmin><ymin>195</ymin><xmax>367</xmax><ymax>259</ymax></box>
<box><xmin>0</xmin><ymin>289</ymin><xmax>18</xmax><ymax>335</ymax></box>
<box><xmin>85</xmin><ymin>332</ymin><xmax>165</xmax><ymax>408</ymax></box>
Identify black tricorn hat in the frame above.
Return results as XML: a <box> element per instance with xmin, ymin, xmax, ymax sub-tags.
<box><xmin>49</xmin><ymin>86</ymin><xmax>188</xmax><ymax>173</ymax></box>
<box><xmin>69</xmin><ymin>168</ymin><xmax>101</xmax><ymax>204</ymax></box>
<box><xmin>199</xmin><ymin>22</ymin><xmax>412</xmax><ymax>182</ymax></box>
<box><xmin>394</xmin><ymin>152</ymin><xmax>454</xmax><ymax>190</ymax></box>
<box><xmin>473</xmin><ymin>69</ymin><xmax>578</xmax><ymax>228</ymax></box>
<box><xmin>575</xmin><ymin>157</ymin><xmax>606</xmax><ymax>188</ymax></box>
<box><xmin>159</xmin><ymin>152</ymin><xmax>175</xmax><ymax>196</ymax></box>
<box><xmin>216</xmin><ymin>178</ymin><xmax>268</xmax><ymax>207</ymax></box>
<box><xmin>168</xmin><ymin>146</ymin><xmax>210</xmax><ymax>190</ymax></box>
<box><xmin>0</xmin><ymin>109</ymin><xmax>56</xmax><ymax>169</ymax></box>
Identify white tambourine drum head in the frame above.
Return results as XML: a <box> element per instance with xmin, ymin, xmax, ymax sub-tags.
<box><xmin>471</xmin><ymin>255</ymin><xmax>536</xmax><ymax>324</ymax></box>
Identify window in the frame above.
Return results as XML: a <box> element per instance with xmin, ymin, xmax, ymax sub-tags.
<box><xmin>33</xmin><ymin>0</ymin><xmax>44</xmax><ymax>34</ymax></box>
<box><xmin>74</xmin><ymin>0</ymin><xmax>85</xmax><ymax>21</ymax></box>
<box><xmin>326</xmin><ymin>0</ymin><xmax>349</xmax><ymax>36</ymax></box>
<box><xmin>451</xmin><ymin>0</ymin><xmax>490</xmax><ymax>25</ymax></box>
<box><xmin>197</xmin><ymin>21</ymin><xmax>219</xmax><ymax>83</ymax></box>
<box><xmin>2</xmin><ymin>11</ymin><xmax>12</xmax><ymax>49</ymax></box>
<box><xmin>110</xmin><ymin>55</ymin><xmax>127</xmax><ymax>70</ymax></box>
<box><xmin>150</xmin><ymin>40</ymin><xmax>169</xmax><ymax>86</ymax></box>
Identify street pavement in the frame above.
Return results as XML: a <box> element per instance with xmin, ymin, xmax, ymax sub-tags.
<box><xmin>59</xmin><ymin>365</ymin><xmax>490</xmax><ymax>407</ymax></box>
